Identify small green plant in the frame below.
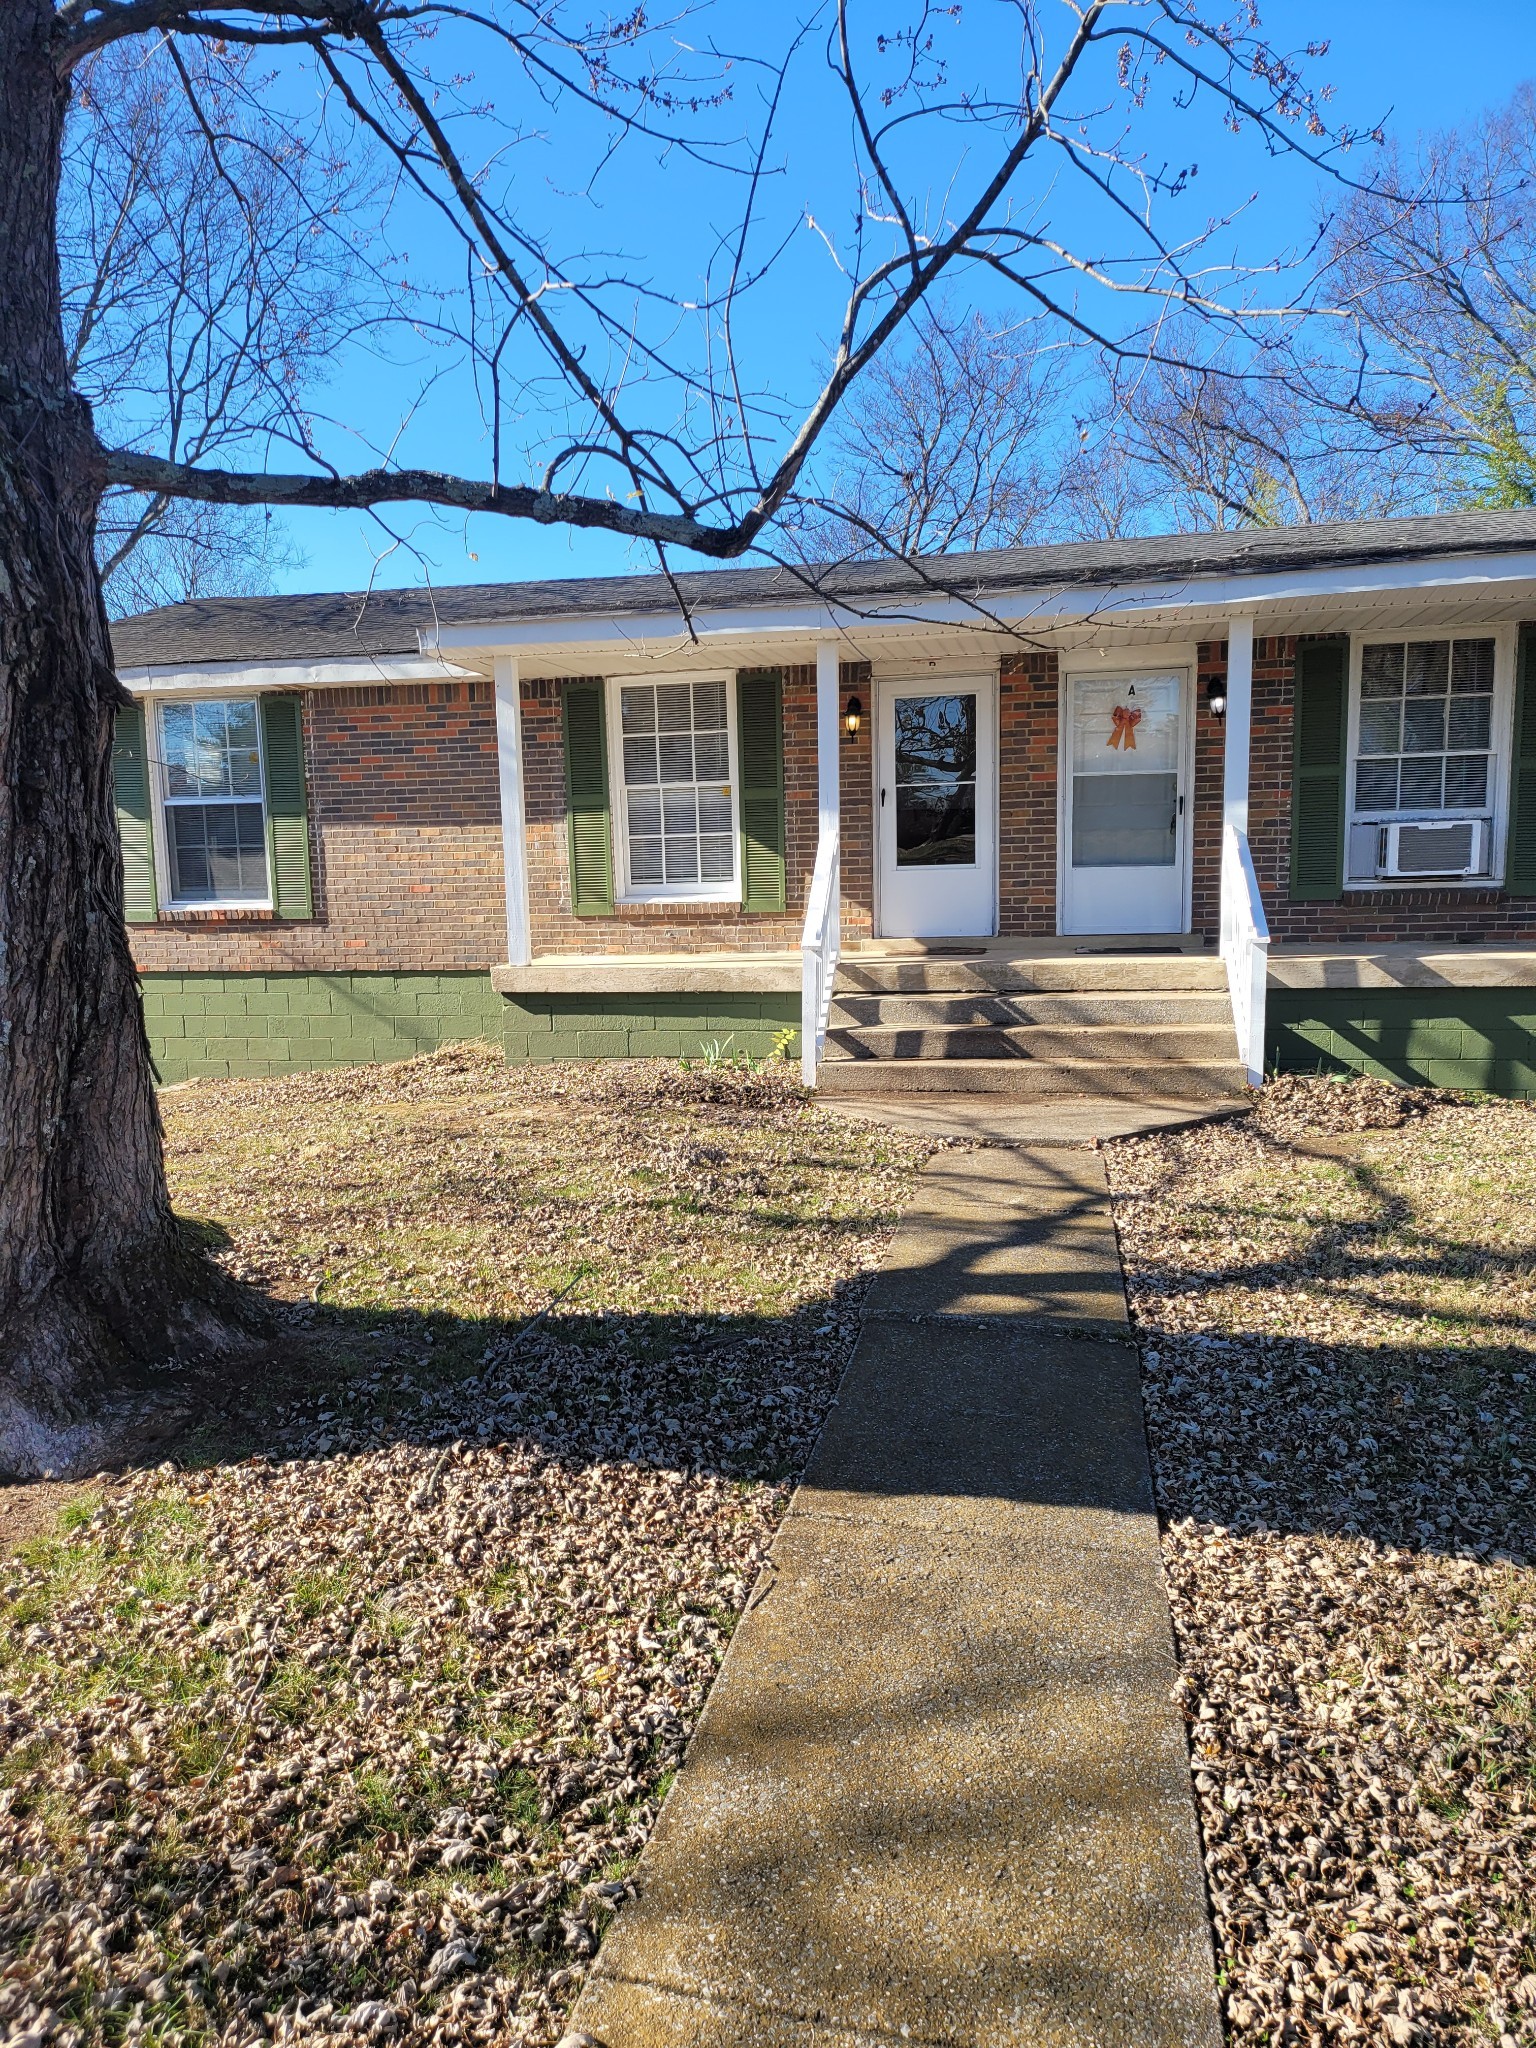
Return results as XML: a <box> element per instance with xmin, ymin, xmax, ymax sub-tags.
<box><xmin>770</xmin><ymin>1025</ymin><xmax>799</xmax><ymax>1063</ymax></box>
<box><xmin>679</xmin><ymin>1036</ymin><xmax>762</xmax><ymax>1073</ymax></box>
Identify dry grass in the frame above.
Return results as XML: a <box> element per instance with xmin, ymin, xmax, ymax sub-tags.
<box><xmin>1108</xmin><ymin>1077</ymin><xmax>1536</xmax><ymax>2048</ymax></box>
<box><xmin>0</xmin><ymin>1046</ymin><xmax>934</xmax><ymax>2048</ymax></box>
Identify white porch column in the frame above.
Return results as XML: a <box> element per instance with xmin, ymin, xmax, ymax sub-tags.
<box><xmin>816</xmin><ymin>637</ymin><xmax>841</xmax><ymax>839</ymax></box>
<box><xmin>493</xmin><ymin>653</ymin><xmax>531</xmax><ymax>968</ymax></box>
<box><xmin>1224</xmin><ymin>613</ymin><xmax>1255</xmax><ymax>836</ymax></box>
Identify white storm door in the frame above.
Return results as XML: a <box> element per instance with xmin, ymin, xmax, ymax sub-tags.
<box><xmin>1061</xmin><ymin>669</ymin><xmax>1190</xmax><ymax>935</ymax></box>
<box><xmin>876</xmin><ymin>679</ymin><xmax>997</xmax><ymax>938</ymax></box>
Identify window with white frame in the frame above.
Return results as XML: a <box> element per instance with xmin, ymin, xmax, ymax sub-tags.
<box><xmin>1347</xmin><ymin>635</ymin><xmax>1506</xmax><ymax>883</ymax></box>
<box><xmin>613</xmin><ymin>678</ymin><xmax>738</xmax><ymax>897</ymax></box>
<box><xmin>157</xmin><ymin>698</ymin><xmax>270</xmax><ymax>904</ymax></box>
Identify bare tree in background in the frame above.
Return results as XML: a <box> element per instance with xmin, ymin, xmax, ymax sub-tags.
<box><xmin>1088</xmin><ymin>335</ymin><xmax>1433</xmax><ymax>531</ymax></box>
<box><xmin>1327</xmin><ymin>84</ymin><xmax>1536</xmax><ymax>509</ymax></box>
<box><xmin>799</xmin><ymin>304</ymin><xmax>1066</xmax><ymax>560</ymax></box>
<box><xmin>59</xmin><ymin>39</ymin><xmax>368</xmax><ymax>612</ymax></box>
<box><xmin>1</xmin><ymin>0</ymin><xmax>1359</xmax><ymax>1468</ymax></box>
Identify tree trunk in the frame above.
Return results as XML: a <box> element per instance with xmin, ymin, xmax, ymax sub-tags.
<box><xmin>0</xmin><ymin>0</ymin><xmax>249</xmax><ymax>1477</ymax></box>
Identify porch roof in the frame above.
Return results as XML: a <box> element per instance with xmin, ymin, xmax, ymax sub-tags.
<box><xmin>115</xmin><ymin>507</ymin><xmax>1536</xmax><ymax>690</ymax></box>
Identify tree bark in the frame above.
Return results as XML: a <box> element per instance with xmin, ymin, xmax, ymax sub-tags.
<box><xmin>0</xmin><ymin>0</ymin><xmax>248</xmax><ymax>1477</ymax></box>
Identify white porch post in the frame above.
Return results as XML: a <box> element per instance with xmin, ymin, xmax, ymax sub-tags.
<box><xmin>1218</xmin><ymin>613</ymin><xmax>1269</xmax><ymax>1087</ymax></box>
<box><xmin>817</xmin><ymin>638</ymin><xmax>841</xmax><ymax>839</ymax></box>
<box><xmin>1224</xmin><ymin>614</ymin><xmax>1255</xmax><ymax>836</ymax></box>
<box><xmin>493</xmin><ymin>653</ymin><xmax>531</xmax><ymax>968</ymax></box>
<box><xmin>801</xmin><ymin>639</ymin><xmax>843</xmax><ymax>1086</ymax></box>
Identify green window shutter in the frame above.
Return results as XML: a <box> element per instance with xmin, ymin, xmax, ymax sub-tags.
<box><xmin>259</xmin><ymin>694</ymin><xmax>314</xmax><ymax>919</ymax></box>
<box><xmin>563</xmin><ymin>681</ymin><xmax>614</xmax><ymax>916</ymax></box>
<box><xmin>112</xmin><ymin>701</ymin><xmax>158</xmax><ymax>925</ymax></box>
<box><xmin>1506</xmin><ymin>624</ymin><xmax>1536</xmax><ymax>894</ymax></box>
<box><xmin>1289</xmin><ymin>636</ymin><xmax>1349</xmax><ymax>902</ymax></box>
<box><xmin>737</xmin><ymin>668</ymin><xmax>785</xmax><ymax>912</ymax></box>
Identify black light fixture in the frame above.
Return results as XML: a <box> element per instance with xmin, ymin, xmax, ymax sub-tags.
<box><xmin>843</xmin><ymin>694</ymin><xmax>863</xmax><ymax>742</ymax></box>
<box><xmin>1206</xmin><ymin>674</ymin><xmax>1228</xmax><ymax>721</ymax></box>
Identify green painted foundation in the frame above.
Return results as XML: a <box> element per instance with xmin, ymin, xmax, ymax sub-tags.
<box><xmin>140</xmin><ymin>971</ymin><xmax>800</xmax><ymax>1082</ymax></box>
<box><xmin>1268</xmin><ymin>988</ymin><xmax>1536</xmax><ymax>1097</ymax></box>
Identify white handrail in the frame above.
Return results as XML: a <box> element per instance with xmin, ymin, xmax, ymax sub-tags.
<box><xmin>800</xmin><ymin>825</ymin><xmax>841</xmax><ymax>1088</ymax></box>
<box><xmin>1220</xmin><ymin>818</ymin><xmax>1270</xmax><ymax>1088</ymax></box>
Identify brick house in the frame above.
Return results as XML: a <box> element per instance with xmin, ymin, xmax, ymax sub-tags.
<box><xmin>111</xmin><ymin>509</ymin><xmax>1536</xmax><ymax>1097</ymax></box>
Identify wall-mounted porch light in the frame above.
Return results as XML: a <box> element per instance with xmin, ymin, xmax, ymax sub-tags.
<box><xmin>843</xmin><ymin>694</ymin><xmax>863</xmax><ymax>742</ymax></box>
<box><xmin>1206</xmin><ymin>675</ymin><xmax>1227</xmax><ymax>721</ymax></box>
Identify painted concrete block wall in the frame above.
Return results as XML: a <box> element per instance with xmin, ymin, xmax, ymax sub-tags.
<box><xmin>142</xmin><ymin>972</ymin><xmax>800</xmax><ymax>1081</ymax></box>
<box><xmin>1268</xmin><ymin>989</ymin><xmax>1536</xmax><ymax>1096</ymax></box>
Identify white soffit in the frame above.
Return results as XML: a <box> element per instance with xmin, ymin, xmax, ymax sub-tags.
<box><xmin>419</xmin><ymin>549</ymin><xmax>1536</xmax><ymax>674</ymax></box>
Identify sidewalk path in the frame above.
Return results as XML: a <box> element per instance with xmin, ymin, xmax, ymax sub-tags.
<box><xmin>572</xmin><ymin>1144</ymin><xmax>1221</xmax><ymax>2048</ymax></box>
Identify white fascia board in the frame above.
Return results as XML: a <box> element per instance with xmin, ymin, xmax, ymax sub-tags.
<box><xmin>418</xmin><ymin>547</ymin><xmax>1536</xmax><ymax>660</ymax></box>
<box><xmin>118</xmin><ymin>654</ymin><xmax>478</xmax><ymax>695</ymax></box>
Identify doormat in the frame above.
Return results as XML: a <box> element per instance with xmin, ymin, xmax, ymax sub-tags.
<box><xmin>1076</xmin><ymin>945</ymin><xmax>1185</xmax><ymax>955</ymax></box>
<box><xmin>923</xmin><ymin>945</ymin><xmax>988</xmax><ymax>957</ymax></box>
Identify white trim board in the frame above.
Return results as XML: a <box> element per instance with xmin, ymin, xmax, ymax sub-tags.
<box><xmin>120</xmin><ymin>655</ymin><xmax>477</xmax><ymax>695</ymax></box>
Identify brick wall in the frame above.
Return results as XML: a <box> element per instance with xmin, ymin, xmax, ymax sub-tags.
<box><xmin>130</xmin><ymin>682</ymin><xmax>507</xmax><ymax>974</ymax></box>
<box><xmin>997</xmin><ymin>651</ymin><xmax>1058</xmax><ymax>935</ymax></box>
<box><xmin>1211</xmin><ymin>636</ymin><xmax>1536</xmax><ymax>944</ymax></box>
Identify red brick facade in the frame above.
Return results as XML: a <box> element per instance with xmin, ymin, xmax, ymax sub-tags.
<box><xmin>125</xmin><ymin>640</ymin><xmax>1536</xmax><ymax>975</ymax></box>
<box><xmin>130</xmin><ymin>681</ymin><xmax>506</xmax><ymax>974</ymax></box>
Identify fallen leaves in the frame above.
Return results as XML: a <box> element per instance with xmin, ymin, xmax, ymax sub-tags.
<box><xmin>0</xmin><ymin>1048</ymin><xmax>934</xmax><ymax>2048</ymax></box>
<box><xmin>1108</xmin><ymin>1076</ymin><xmax>1536</xmax><ymax>2048</ymax></box>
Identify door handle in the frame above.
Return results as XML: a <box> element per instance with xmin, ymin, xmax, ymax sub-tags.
<box><xmin>880</xmin><ymin>787</ymin><xmax>887</xmax><ymax>807</ymax></box>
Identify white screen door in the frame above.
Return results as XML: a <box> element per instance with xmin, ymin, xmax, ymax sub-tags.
<box><xmin>1061</xmin><ymin>670</ymin><xmax>1189</xmax><ymax>935</ymax></box>
<box><xmin>876</xmin><ymin>679</ymin><xmax>996</xmax><ymax>937</ymax></box>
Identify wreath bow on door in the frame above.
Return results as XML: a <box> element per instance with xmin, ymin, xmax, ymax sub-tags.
<box><xmin>1107</xmin><ymin>704</ymin><xmax>1142</xmax><ymax>750</ymax></box>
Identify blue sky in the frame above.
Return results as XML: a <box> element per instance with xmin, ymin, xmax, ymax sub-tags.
<box><xmin>268</xmin><ymin>1</ymin><xmax>1536</xmax><ymax>600</ymax></box>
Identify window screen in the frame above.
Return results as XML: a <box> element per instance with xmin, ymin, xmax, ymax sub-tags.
<box><xmin>158</xmin><ymin>699</ymin><xmax>269</xmax><ymax>903</ymax></box>
<box><xmin>618</xmin><ymin>681</ymin><xmax>735</xmax><ymax>889</ymax></box>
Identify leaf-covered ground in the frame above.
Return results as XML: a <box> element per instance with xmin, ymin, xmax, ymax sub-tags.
<box><xmin>0</xmin><ymin>1047</ymin><xmax>934</xmax><ymax>2048</ymax></box>
<box><xmin>1108</xmin><ymin>1078</ymin><xmax>1536</xmax><ymax>2048</ymax></box>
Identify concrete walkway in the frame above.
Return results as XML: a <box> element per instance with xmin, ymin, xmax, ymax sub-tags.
<box><xmin>572</xmin><ymin>1144</ymin><xmax>1221</xmax><ymax>2048</ymax></box>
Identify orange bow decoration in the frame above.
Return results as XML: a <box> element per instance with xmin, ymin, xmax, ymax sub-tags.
<box><xmin>1108</xmin><ymin>704</ymin><xmax>1142</xmax><ymax>750</ymax></box>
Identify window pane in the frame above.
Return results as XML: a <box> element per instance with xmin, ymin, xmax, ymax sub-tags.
<box><xmin>655</xmin><ymin>684</ymin><xmax>693</xmax><ymax>733</ymax></box>
<box><xmin>664</xmin><ymin>836</ymin><xmax>699</xmax><ymax>882</ymax></box>
<box><xmin>629</xmin><ymin>836</ymin><xmax>664</xmax><ymax>883</ymax></box>
<box><xmin>1358</xmin><ymin>700</ymin><xmax>1401</xmax><ymax>755</ymax></box>
<box><xmin>1360</xmin><ymin>644</ymin><xmax>1404</xmax><ymax>698</ymax></box>
<box><xmin>1445</xmin><ymin>755</ymin><xmax>1490</xmax><ymax>808</ymax></box>
<box><xmin>1448</xmin><ymin>695</ymin><xmax>1492</xmax><ymax>749</ymax></box>
<box><xmin>697</xmin><ymin>787</ymin><xmax>733</xmax><ymax>836</ymax></box>
<box><xmin>160</xmin><ymin>704</ymin><xmax>199</xmax><ymax>796</ymax></box>
<box><xmin>224</xmin><ymin>702</ymin><xmax>262</xmax><ymax>796</ymax></box>
<box><xmin>694</xmin><ymin>730</ymin><xmax>729</xmax><ymax>780</ymax></box>
<box><xmin>657</xmin><ymin>733</ymin><xmax>695</xmax><ymax>782</ymax></box>
<box><xmin>692</xmin><ymin>681</ymin><xmax>727</xmax><ymax>730</ymax></box>
<box><xmin>1402</xmin><ymin>698</ymin><xmax>1447</xmax><ymax>753</ymax></box>
<box><xmin>1452</xmin><ymin>639</ymin><xmax>1496</xmax><ymax>693</ymax></box>
<box><xmin>1355</xmin><ymin>758</ymin><xmax>1399</xmax><ymax>809</ymax></box>
<box><xmin>620</xmin><ymin>687</ymin><xmax>656</xmax><ymax>734</ymax></box>
<box><xmin>1071</xmin><ymin>772</ymin><xmax>1177</xmax><ymax>868</ymax></box>
<box><xmin>896</xmin><ymin>779</ymin><xmax>977</xmax><ymax>866</ymax></box>
<box><xmin>1405</xmin><ymin>641</ymin><xmax>1450</xmax><ymax>695</ymax></box>
<box><xmin>662</xmin><ymin>786</ymin><xmax>698</xmax><ymax>835</ymax></box>
<box><xmin>1400</xmin><ymin>757</ymin><xmax>1444</xmax><ymax>808</ymax></box>
<box><xmin>169</xmin><ymin>802</ymin><xmax>268</xmax><ymax>901</ymax></box>
<box><xmin>894</xmin><ymin>695</ymin><xmax>978</xmax><ymax>782</ymax></box>
<box><xmin>700</xmin><ymin>834</ymin><xmax>734</xmax><ymax>881</ymax></box>
<box><xmin>627</xmin><ymin>788</ymin><xmax>662</xmax><ymax>836</ymax></box>
<box><xmin>623</xmin><ymin>735</ymin><xmax>658</xmax><ymax>786</ymax></box>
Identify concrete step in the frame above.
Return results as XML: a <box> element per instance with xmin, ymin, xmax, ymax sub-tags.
<box><xmin>825</xmin><ymin>1022</ymin><xmax>1240</xmax><ymax>1063</ymax></box>
<box><xmin>837</xmin><ymin>954</ymin><xmax>1228</xmax><ymax>995</ymax></box>
<box><xmin>827</xmin><ymin>990</ymin><xmax>1233</xmax><ymax>1029</ymax></box>
<box><xmin>815</xmin><ymin>1057</ymin><xmax>1250</xmax><ymax>1099</ymax></box>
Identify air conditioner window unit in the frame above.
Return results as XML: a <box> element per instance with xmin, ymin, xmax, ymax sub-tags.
<box><xmin>1377</xmin><ymin>818</ymin><xmax>1485</xmax><ymax>878</ymax></box>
